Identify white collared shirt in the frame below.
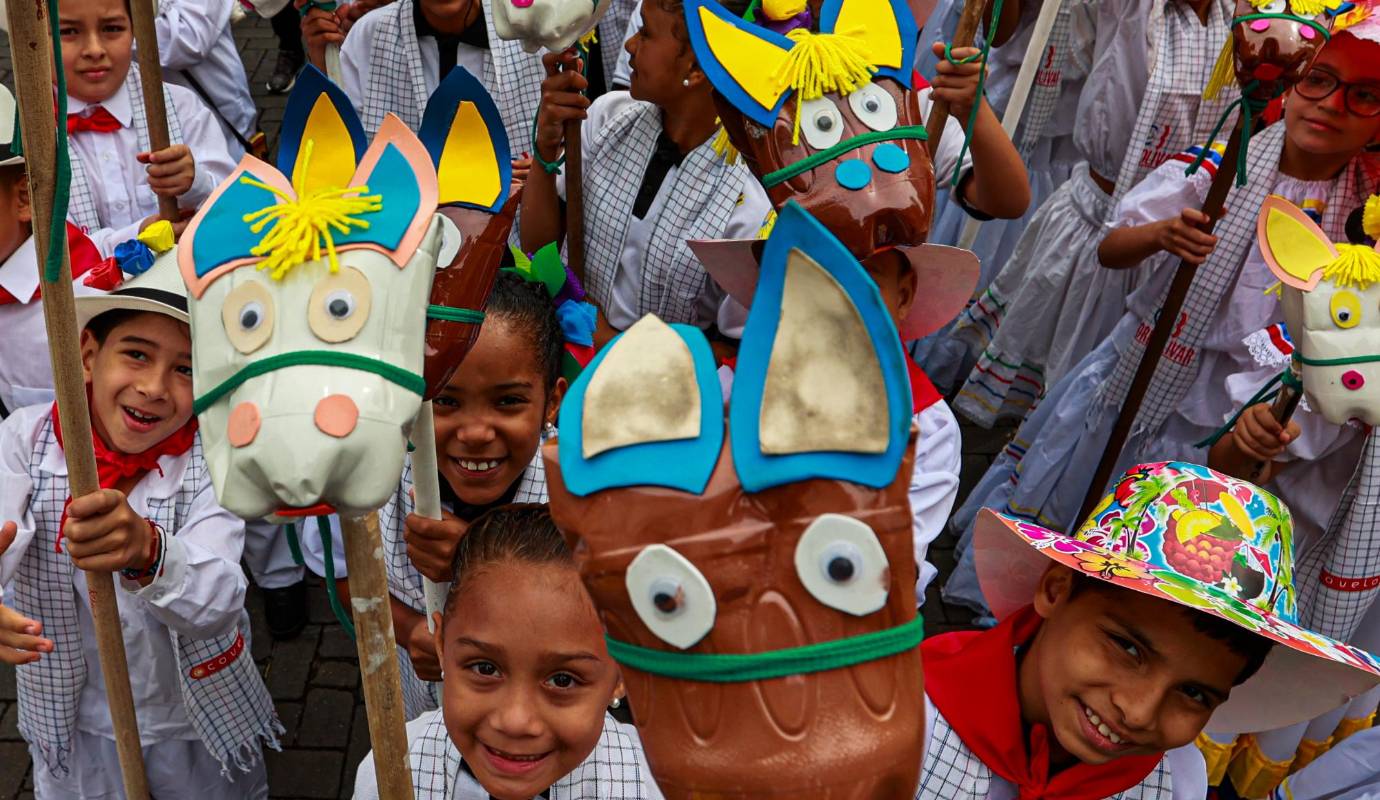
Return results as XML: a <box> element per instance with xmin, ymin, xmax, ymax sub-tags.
<box><xmin>0</xmin><ymin>403</ymin><xmax>249</xmax><ymax>745</ymax></box>
<box><xmin>156</xmin><ymin>0</ymin><xmax>259</xmax><ymax>156</ymax></box>
<box><xmin>66</xmin><ymin>79</ymin><xmax>237</xmax><ymax>257</ymax></box>
<box><xmin>0</xmin><ymin>236</ymin><xmax>107</xmax><ymax>413</ymax></box>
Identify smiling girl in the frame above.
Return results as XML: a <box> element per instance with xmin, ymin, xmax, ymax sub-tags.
<box><xmin>354</xmin><ymin>505</ymin><xmax>659</xmax><ymax>799</ymax></box>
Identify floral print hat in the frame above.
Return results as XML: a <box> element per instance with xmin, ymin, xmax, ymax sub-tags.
<box><xmin>974</xmin><ymin>461</ymin><xmax>1380</xmax><ymax>734</ymax></box>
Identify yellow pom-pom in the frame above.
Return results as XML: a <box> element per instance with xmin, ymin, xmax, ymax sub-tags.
<box><xmin>1323</xmin><ymin>243</ymin><xmax>1380</xmax><ymax>290</ymax></box>
<box><xmin>774</xmin><ymin>29</ymin><xmax>876</xmax><ymax>144</ymax></box>
<box><xmin>763</xmin><ymin>0</ymin><xmax>806</xmax><ymax>21</ymax></box>
<box><xmin>711</xmin><ymin>124</ymin><xmax>740</xmax><ymax>165</ymax></box>
<box><xmin>241</xmin><ymin>139</ymin><xmax>383</xmax><ymax>280</ymax></box>
<box><xmin>137</xmin><ymin>220</ymin><xmax>176</xmax><ymax>254</ymax></box>
<box><xmin>1203</xmin><ymin>37</ymin><xmax>1236</xmax><ymax>100</ymax></box>
<box><xmin>1364</xmin><ymin>194</ymin><xmax>1380</xmax><ymax>240</ymax></box>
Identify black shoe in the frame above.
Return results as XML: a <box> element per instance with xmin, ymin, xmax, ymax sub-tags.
<box><xmin>263</xmin><ymin>580</ymin><xmax>308</xmax><ymax>640</ymax></box>
<box><xmin>267</xmin><ymin>51</ymin><xmax>303</xmax><ymax>94</ymax></box>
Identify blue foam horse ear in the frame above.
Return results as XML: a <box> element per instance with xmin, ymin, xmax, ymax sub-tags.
<box><xmin>729</xmin><ymin>201</ymin><xmax>912</xmax><ymax>493</ymax></box>
<box><xmin>557</xmin><ymin>316</ymin><xmax>724</xmax><ymax>497</ymax></box>
<box><xmin>817</xmin><ymin>0</ymin><xmax>918</xmax><ymax>87</ymax></box>
<box><xmin>684</xmin><ymin>0</ymin><xmax>798</xmax><ymax>128</ymax></box>
<box><xmin>276</xmin><ymin>64</ymin><xmax>368</xmax><ymax>193</ymax></box>
<box><xmin>418</xmin><ymin>66</ymin><xmax>512</xmax><ymax>212</ymax></box>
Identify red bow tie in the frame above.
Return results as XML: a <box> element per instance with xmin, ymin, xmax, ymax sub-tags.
<box><xmin>66</xmin><ymin>106</ymin><xmax>122</xmax><ymax>135</ymax></box>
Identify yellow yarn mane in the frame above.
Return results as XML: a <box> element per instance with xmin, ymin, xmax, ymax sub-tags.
<box><xmin>1250</xmin><ymin>0</ymin><xmax>1343</xmax><ymax>15</ymax></box>
<box><xmin>240</xmin><ymin>139</ymin><xmax>383</xmax><ymax>280</ymax></box>
<box><xmin>1365</xmin><ymin>195</ymin><xmax>1380</xmax><ymax>240</ymax></box>
<box><xmin>1324</xmin><ymin>243</ymin><xmax>1380</xmax><ymax>290</ymax></box>
<box><xmin>773</xmin><ymin>28</ymin><xmax>877</xmax><ymax>144</ymax></box>
<box><xmin>711</xmin><ymin>123</ymin><xmax>740</xmax><ymax>165</ymax></box>
<box><xmin>1203</xmin><ymin>37</ymin><xmax>1235</xmax><ymax>100</ymax></box>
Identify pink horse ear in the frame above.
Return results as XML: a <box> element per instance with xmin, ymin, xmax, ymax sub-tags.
<box><xmin>1257</xmin><ymin>195</ymin><xmax>1337</xmax><ymax>291</ymax></box>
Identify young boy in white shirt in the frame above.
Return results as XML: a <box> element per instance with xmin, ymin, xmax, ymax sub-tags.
<box><xmin>58</xmin><ymin>0</ymin><xmax>237</xmax><ymax>256</ymax></box>
<box><xmin>0</xmin><ymin>259</ymin><xmax>280</xmax><ymax>798</ymax></box>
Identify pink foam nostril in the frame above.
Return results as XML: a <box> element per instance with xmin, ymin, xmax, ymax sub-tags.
<box><xmin>1251</xmin><ymin>19</ymin><xmax>1270</xmax><ymax>30</ymax></box>
<box><xmin>1342</xmin><ymin>370</ymin><xmax>1366</xmax><ymax>391</ymax></box>
<box><xmin>1300</xmin><ymin>24</ymin><xmax>1315</xmax><ymax>39</ymax></box>
<box><xmin>227</xmin><ymin>402</ymin><xmax>261</xmax><ymax>448</ymax></box>
<box><xmin>314</xmin><ymin>394</ymin><xmax>360</xmax><ymax>438</ymax></box>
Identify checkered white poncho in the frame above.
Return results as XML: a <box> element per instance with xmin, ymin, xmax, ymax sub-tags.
<box><xmin>1298</xmin><ymin>431</ymin><xmax>1380</xmax><ymax>644</ymax></box>
<box><xmin>11</xmin><ymin>417</ymin><xmax>281</xmax><ymax>780</ymax></box>
<box><xmin>66</xmin><ymin>64</ymin><xmax>186</xmax><ymax>233</ymax></box>
<box><xmin>360</xmin><ymin>0</ymin><xmax>544</xmax><ymax>148</ymax></box>
<box><xmin>579</xmin><ymin>98</ymin><xmax>745</xmax><ymax>326</ymax></box>
<box><xmin>408</xmin><ymin>708</ymin><xmax>652</xmax><ymax>799</ymax></box>
<box><xmin>916</xmin><ymin>707</ymin><xmax>1175</xmax><ymax>799</ymax></box>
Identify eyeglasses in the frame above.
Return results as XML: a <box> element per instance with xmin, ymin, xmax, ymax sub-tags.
<box><xmin>1295</xmin><ymin>69</ymin><xmax>1380</xmax><ymax>118</ymax></box>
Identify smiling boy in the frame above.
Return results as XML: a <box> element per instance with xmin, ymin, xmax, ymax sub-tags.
<box><xmin>917</xmin><ymin>462</ymin><xmax>1380</xmax><ymax>798</ymax></box>
<box><xmin>0</xmin><ymin>259</ymin><xmax>280</xmax><ymax>798</ymax></box>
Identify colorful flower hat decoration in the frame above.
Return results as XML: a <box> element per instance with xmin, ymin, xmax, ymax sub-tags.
<box><xmin>974</xmin><ymin>462</ymin><xmax>1380</xmax><ymax>734</ymax></box>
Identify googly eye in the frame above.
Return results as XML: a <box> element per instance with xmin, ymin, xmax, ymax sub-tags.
<box><xmin>308</xmin><ymin>267</ymin><xmax>372</xmax><ymax>343</ymax></box>
<box><xmin>625</xmin><ymin>544</ymin><xmax>716</xmax><ymax>649</ymax></box>
<box><xmin>847</xmin><ymin>83</ymin><xmax>899</xmax><ymax>132</ymax></box>
<box><xmin>325</xmin><ymin>290</ymin><xmax>355</xmax><ymax>320</ymax></box>
<box><xmin>436</xmin><ymin>213</ymin><xmax>463</xmax><ymax>269</ymax></box>
<box><xmin>1261</xmin><ymin>0</ymin><xmax>1286</xmax><ymax>13</ymax></box>
<box><xmin>794</xmin><ymin>514</ymin><xmax>890</xmax><ymax>616</ymax></box>
<box><xmin>221</xmin><ymin>279</ymin><xmax>275</xmax><ymax>354</ymax></box>
<box><xmin>1331</xmin><ymin>290</ymin><xmax>1361</xmax><ymax>329</ymax></box>
<box><xmin>799</xmin><ymin>97</ymin><xmax>845</xmax><ymax>150</ymax></box>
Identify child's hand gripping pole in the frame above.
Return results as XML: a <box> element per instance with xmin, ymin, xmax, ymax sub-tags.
<box><xmin>411</xmin><ymin>402</ymin><xmax>449</xmax><ymax>633</ymax></box>
<box><xmin>300</xmin><ymin>0</ymin><xmax>344</xmax><ymax>81</ymax></box>
<box><xmin>1078</xmin><ymin>113</ymin><xmax>1249</xmax><ymax>523</ymax></box>
<box><xmin>925</xmin><ymin>0</ymin><xmax>990</xmax><ymax>159</ymax></box>
<box><xmin>127</xmin><ymin>0</ymin><xmax>180</xmax><ymax>222</ymax></box>
<box><xmin>1249</xmin><ymin>363</ymin><xmax>1303</xmax><ymax>481</ymax></box>
<box><xmin>340</xmin><ymin>511</ymin><xmax>417</xmax><ymax>800</ymax></box>
<box><xmin>4</xmin><ymin>1</ymin><xmax>151</xmax><ymax>795</ymax></box>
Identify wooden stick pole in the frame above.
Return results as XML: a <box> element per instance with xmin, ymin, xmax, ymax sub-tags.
<box><xmin>564</xmin><ymin>121</ymin><xmax>586</xmax><ymax>282</ymax></box>
<box><xmin>125</xmin><ymin>0</ymin><xmax>180</xmax><ymax>221</ymax></box>
<box><xmin>954</xmin><ymin>0</ymin><xmax>1065</xmax><ymax>252</ymax></box>
<box><xmin>341</xmin><ymin>512</ymin><xmax>415</xmax><ymax>800</ymax></box>
<box><xmin>925</xmin><ymin>0</ymin><xmax>987</xmax><ymax>158</ymax></box>
<box><xmin>324</xmin><ymin>44</ymin><xmax>344</xmax><ymax>84</ymax></box>
<box><xmin>6</xmin><ymin>2</ymin><xmax>150</xmax><ymax>796</ymax></box>
<box><xmin>411</xmin><ymin>403</ymin><xmax>448</xmax><ymax>633</ymax></box>
<box><xmin>1077</xmin><ymin>116</ymin><xmax>1247</xmax><ymax>524</ymax></box>
<box><xmin>1248</xmin><ymin>368</ymin><xmax>1303</xmax><ymax>482</ymax></box>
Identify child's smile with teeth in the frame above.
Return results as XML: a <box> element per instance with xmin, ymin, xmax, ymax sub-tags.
<box><xmin>1082</xmin><ymin>703</ymin><xmax>1126</xmax><ymax>746</ymax></box>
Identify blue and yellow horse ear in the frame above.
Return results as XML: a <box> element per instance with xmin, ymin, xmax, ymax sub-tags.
<box><xmin>729</xmin><ymin>201</ymin><xmax>912</xmax><ymax>493</ymax></box>
<box><xmin>417</xmin><ymin>66</ymin><xmax>512</xmax><ymax>213</ymax></box>
<box><xmin>277</xmin><ymin>64</ymin><xmax>368</xmax><ymax>197</ymax></box>
<box><xmin>818</xmin><ymin>0</ymin><xmax>917</xmax><ymax>86</ymax></box>
<box><xmin>685</xmin><ymin>0</ymin><xmax>797</xmax><ymax>128</ymax></box>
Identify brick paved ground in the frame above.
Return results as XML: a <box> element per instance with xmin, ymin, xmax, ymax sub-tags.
<box><xmin>0</xmin><ymin>16</ymin><xmax>1017</xmax><ymax>796</ymax></box>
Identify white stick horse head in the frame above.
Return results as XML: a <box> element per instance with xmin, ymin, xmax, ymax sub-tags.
<box><xmin>178</xmin><ymin>65</ymin><xmax>506</xmax><ymax>520</ymax></box>
<box><xmin>1257</xmin><ymin>194</ymin><xmax>1380</xmax><ymax>426</ymax></box>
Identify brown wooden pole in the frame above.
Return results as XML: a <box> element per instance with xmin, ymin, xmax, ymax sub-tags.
<box><xmin>126</xmin><ymin>0</ymin><xmax>180</xmax><ymax>221</ymax></box>
<box><xmin>341</xmin><ymin>512</ymin><xmax>415</xmax><ymax>800</ymax></box>
<box><xmin>925</xmin><ymin>0</ymin><xmax>987</xmax><ymax>158</ymax></box>
<box><xmin>1077</xmin><ymin>115</ymin><xmax>1248</xmax><ymax>525</ymax></box>
<box><xmin>6</xmin><ymin>1</ymin><xmax>151</xmax><ymax>796</ymax></box>
<box><xmin>1248</xmin><ymin>368</ymin><xmax>1303</xmax><ymax>482</ymax></box>
<box><xmin>564</xmin><ymin>118</ymin><xmax>586</xmax><ymax>283</ymax></box>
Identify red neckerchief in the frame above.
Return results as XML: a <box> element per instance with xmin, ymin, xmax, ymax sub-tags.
<box><xmin>720</xmin><ymin>342</ymin><xmax>941</xmax><ymax>415</ymax></box>
<box><xmin>923</xmin><ymin>605</ymin><xmax>1164</xmax><ymax>800</ymax></box>
<box><xmin>0</xmin><ymin>224</ymin><xmax>108</xmax><ymax>305</ymax></box>
<box><xmin>50</xmin><ymin>399</ymin><xmax>198</xmax><ymax>549</ymax></box>
<box><xmin>66</xmin><ymin>106</ymin><xmax>122</xmax><ymax>135</ymax></box>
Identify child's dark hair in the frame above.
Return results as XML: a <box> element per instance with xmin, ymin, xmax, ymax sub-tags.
<box><xmin>1068</xmin><ymin>573</ymin><xmax>1273</xmax><ymax>686</ymax></box>
<box><xmin>84</xmin><ymin>309</ymin><xmax>143</xmax><ymax>344</ymax></box>
<box><xmin>442</xmin><ymin>504</ymin><xmax>574</xmax><ymax>615</ymax></box>
<box><xmin>487</xmin><ymin>271</ymin><xmax>564</xmax><ymax>393</ymax></box>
